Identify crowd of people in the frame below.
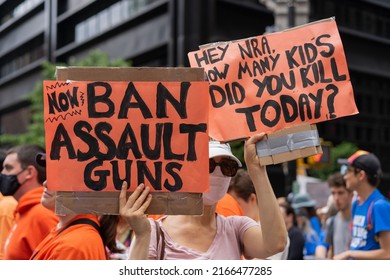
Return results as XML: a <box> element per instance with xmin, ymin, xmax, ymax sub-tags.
<box><xmin>1</xmin><ymin>140</ymin><xmax>390</xmax><ymax>260</ymax></box>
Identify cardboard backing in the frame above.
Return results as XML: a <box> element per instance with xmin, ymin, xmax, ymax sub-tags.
<box><xmin>256</xmin><ymin>124</ymin><xmax>323</xmax><ymax>166</ymax></box>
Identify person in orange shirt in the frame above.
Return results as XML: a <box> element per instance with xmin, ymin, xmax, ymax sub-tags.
<box><xmin>0</xmin><ymin>149</ymin><xmax>18</xmax><ymax>260</ymax></box>
<box><xmin>0</xmin><ymin>194</ymin><xmax>17</xmax><ymax>259</ymax></box>
<box><xmin>0</xmin><ymin>144</ymin><xmax>59</xmax><ymax>259</ymax></box>
<box><xmin>31</xmin><ymin>153</ymin><xmax>121</xmax><ymax>260</ymax></box>
<box><xmin>216</xmin><ymin>193</ymin><xmax>244</xmax><ymax>217</ymax></box>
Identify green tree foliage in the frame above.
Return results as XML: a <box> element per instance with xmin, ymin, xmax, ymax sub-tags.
<box><xmin>0</xmin><ymin>50</ymin><xmax>131</xmax><ymax>147</ymax></box>
<box><xmin>308</xmin><ymin>141</ymin><xmax>359</xmax><ymax>180</ymax></box>
<box><xmin>211</xmin><ymin>137</ymin><xmax>358</xmax><ymax>180</ymax></box>
<box><xmin>230</xmin><ymin>140</ymin><xmax>245</xmax><ymax>168</ymax></box>
<box><xmin>227</xmin><ymin>137</ymin><xmax>359</xmax><ymax>181</ymax></box>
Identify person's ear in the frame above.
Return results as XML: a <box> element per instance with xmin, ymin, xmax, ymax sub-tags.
<box><xmin>25</xmin><ymin>165</ymin><xmax>37</xmax><ymax>180</ymax></box>
<box><xmin>358</xmin><ymin>170</ymin><xmax>367</xmax><ymax>181</ymax></box>
<box><xmin>249</xmin><ymin>193</ymin><xmax>257</xmax><ymax>205</ymax></box>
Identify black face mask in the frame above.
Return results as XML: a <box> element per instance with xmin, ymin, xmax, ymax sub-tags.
<box><xmin>0</xmin><ymin>173</ymin><xmax>22</xmax><ymax>196</ymax></box>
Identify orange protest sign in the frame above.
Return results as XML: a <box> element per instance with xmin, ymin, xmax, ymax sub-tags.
<box><xmin>188</xmin><ymin>18</ymin><xmax>358</xmax><ymax>142</ymax></box>
<box><xmin>43</xmin><ymin>80</ymin><xmax>209</xmax><ymax>193</ymax></box>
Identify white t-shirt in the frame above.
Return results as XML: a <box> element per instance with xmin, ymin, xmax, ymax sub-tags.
<box><xmin>267</xmin><ymin>236</ymin><xmax>290</xmax><ymax>260</ymax></box>
<box><xmin>148</xmin><ymin>214</ymin><xmax>258</xmax><ymax>260</ymax></box>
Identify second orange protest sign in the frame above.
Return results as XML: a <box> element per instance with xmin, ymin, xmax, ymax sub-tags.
<box><xmin>188</xmin><ymin>18</ymin><xmax>358</xmax><ymax>141</ymax></box>
<box><xmin>43</xmin><ymin>81</ymin><xmax>209</xmax><ymax>193</ymax></box>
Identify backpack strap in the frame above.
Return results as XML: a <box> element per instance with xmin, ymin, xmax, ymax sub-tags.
<box><xmin>365</xmin><ymin>197</ymin><xmax>384</xmax><ymax>244</ymax></box>
<box><xmin>326</xmin><ymin>215</ymin><xmax>335</xmax><ymax>247</ymax></box>
<box><xmin>57</xmin><ymin>218</ymin><xmax>100</xmax><ymax>236</ymax></box>
<box><xmin>154</xmin><ymin>220</ymin><xmax>165</xmax><ymax>260</ymax></box>
<box><xmin>350</xmin><ymin>199</ymin><xmax>358</xmax><ymax>232</ymax></box>
<box><xmin>354</xmin><ymin>197</ymin><xmax>382</xmax><ymax>243</ymax></box>
<box><xmin>366</xmin><ymin>201</ymin><xmax>375</xmax><ymax>231</ymax></box>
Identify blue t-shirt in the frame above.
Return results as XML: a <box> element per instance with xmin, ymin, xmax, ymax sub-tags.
<box><xmin>310</xmin><ymin>216</ymin><xmax>322</xmax><ymax>237</ymax></box>
<box><xmin>317</xmin><ymin>228</ymin><xmax>329</xmax><ymax>250</ymax></box>
<box><xmin>350</xmin><ymin>189</ymin><xmax>390</xmax><ymax>251</ymax></box>
<box><xmin>303</xmin><ymin>231</ymin><xmax>318</xmax><ymax>256</ymax></box>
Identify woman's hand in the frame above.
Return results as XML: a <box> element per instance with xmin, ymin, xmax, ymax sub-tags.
<box><xmin>119</xmin><ymin>181</ymin><xmax>152</xmax><ymax>235</ymax></box>
<box><xmin>244</xmin><ymin>132</ymin><xmax>266</xmax><ymax>169</ymax></box>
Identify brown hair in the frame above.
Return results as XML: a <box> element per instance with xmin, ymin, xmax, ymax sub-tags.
<box><xmin>228</xmin><ymin>168</ymin><xmax>255</xmax><ymax>202</ymax></box>
<box><xmin>327</xmin><ymin>172</ymin><xmax>348</xmax><ymax>190</ymax></box>
<box><xmin>7</xmin><ymin>144</ymin><xmax>46</xmax><ymax>184</ymax></box>
<box><xmin>99</xmin><ymin>215</ymin><xmax>123</xmax><ymax>255</ymax></box>
<box><xmin>279</xmin><ymin>202</ymin><xmax>298</xmax><ymax>226</ymax></box>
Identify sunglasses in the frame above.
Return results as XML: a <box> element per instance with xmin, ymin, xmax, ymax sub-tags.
<box><xmin>209</xmin><ymin>158</ymin><xmax>239</xmax><ymax>177</ymax></box>
<box><xmin>340</xmin><ymin>165</ymin><xmax>348</xmax><ymax>175</ymax></box>
<box><xmin>340</xmin><ymin>165</ymin><xmax>359</xmax><ymax>175</ymax></box>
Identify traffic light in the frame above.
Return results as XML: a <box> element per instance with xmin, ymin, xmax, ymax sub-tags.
<box><xmin>307</xmin><ymin>139</ymin><xmax>332</xmax><ymax>166</ymax></box>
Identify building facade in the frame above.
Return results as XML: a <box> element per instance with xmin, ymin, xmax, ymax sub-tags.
<box><xmin>310</xmin><ymin>0</ymin><xmax>390</xmax><ymax>196</ymax></box>
<box><xmin>0</xmin><ymin>0</ymin><xmax>274</xmax><ymax>133</ymax></box>
<box><xmin>0</xmin><ymin>0</ymin><xmax>389</xmax><ymax>195</ymax></box>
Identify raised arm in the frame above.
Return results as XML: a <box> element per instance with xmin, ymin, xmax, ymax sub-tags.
<box><xmin>119</xmin><ymin>182</ymin><xmax>152</xmax><ymax>260</ymax></box>
<box><xmin>242</xmin><ymin>133</ymin><xmax>288</xmax><ymax>259</ymax></box>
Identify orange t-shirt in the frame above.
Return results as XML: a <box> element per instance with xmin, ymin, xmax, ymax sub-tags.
<box><xmin>216</xmin><ymin>193</ymin><xmax>244</xmax><ymax>217</ymax></box>
<box><xmin>0</xmin><ymin>195</ymin><xmax>17</xmax><ymax>259</ymax></box>
<box><xmin>31</xmin><ymin>214</ymin><xmax>107</xmax><ymax>260</ymax></box>
<box><xmin>4</xmin><ymin>187</ymin><xmax>58</xmax><ymax>260</ymax></box>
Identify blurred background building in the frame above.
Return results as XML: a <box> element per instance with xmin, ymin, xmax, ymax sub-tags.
<box><xmin>0</xmin><ymin>0</ymin><xmax>389</xmax><ymax>196</ymax></box>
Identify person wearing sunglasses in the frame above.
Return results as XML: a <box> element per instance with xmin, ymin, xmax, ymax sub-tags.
<box><xmin>119</xmin><ymin>133</ymin><xmax>287</xmax><ymax>260</ymax></box>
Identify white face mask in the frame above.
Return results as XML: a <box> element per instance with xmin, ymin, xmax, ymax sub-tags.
<box><xmin>203</xmin><ymin>166</ymin><xmax>231</xmax><ymax>206</ymax></box>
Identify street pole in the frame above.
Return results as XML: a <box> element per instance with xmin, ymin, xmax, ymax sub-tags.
<box><xmin>288</xmin><ymin>0</ymin><xmax>295</xmax><ymax>28</ymax></box>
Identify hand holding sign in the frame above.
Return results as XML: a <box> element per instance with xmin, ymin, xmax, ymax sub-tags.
<box><xmin>119</xmin><ymin>182</ymin><xmax>151</xmax><ymax>235</ymax></box>
<box><xmin>244</xmin><ymin>132</ymin><xmax>266</xmax><ymax>169</ymax></box>
<box><xmin>119</xmin><ymin>181</ymin><xmax>151</xmax><ymax>260</ymax></box>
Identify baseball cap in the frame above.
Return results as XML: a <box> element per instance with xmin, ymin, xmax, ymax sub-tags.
<box><xmin>209</xmin><ymin>141</ymin><xmax>242</xmax><ymax>167</ymax></box>
<box><xmin>36</xmin><ymin>153</ymin><xmax>46</xmax><ymax>167</ymax></box>
<box><xmin>337</xmin><ymin>150</ymin><xmax>382</xmax><ymax>178</ymax></box>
